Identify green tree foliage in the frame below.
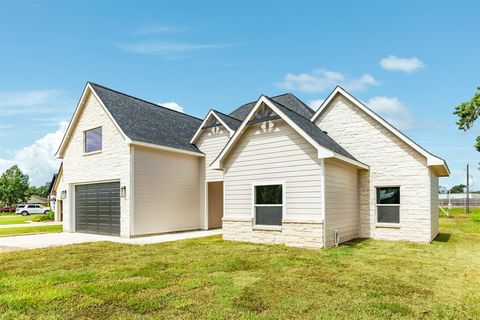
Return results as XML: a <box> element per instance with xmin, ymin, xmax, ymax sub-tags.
<box><xmin>0</xmin><ymin>165</ymin><xmax>30</xmax><ymax>206</ymax></box>
<box><xmin>454</xmin><ymin>86</ymin><xmax>480</xmax><ymax>152</ymax></box>
<box><xmin>450</xmin><ymin>184</ymin><xmax>466</xmax><ymax>194</ymax></box>
<box><xmin>28</xmin><ymin>182</ymin><xmax>51</xmax><ymax>198</ymax></box>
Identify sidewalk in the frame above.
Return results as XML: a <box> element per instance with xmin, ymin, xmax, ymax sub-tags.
<box><xmin>0</xmin><ymin>229</ymin><xmax>222</xmax><ymax>251</ymax></box>
<box><xmin>0</xmin><ymin>221</ymin><xmax>62</xmax><ymax>229</ymax></box>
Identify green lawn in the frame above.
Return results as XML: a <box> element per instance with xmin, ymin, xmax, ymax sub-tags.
<box><xmin>0</xmin><ymin>225</ymin><xmax>63</xmax><ymax>237</ymax></box>
<box><xmin>0</xmin><ymin>212</ymin><xmax>479</xmax><ymax>319</ymax></box>
<box><xmin>0</xmin><ymin>214</ymin><xmax>32</xmax><ymax>225</ymax></box>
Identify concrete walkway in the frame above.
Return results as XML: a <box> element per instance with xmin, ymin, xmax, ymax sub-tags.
<box><xmin>0</xmin><ymin>229</ymin><xmax>222</xmax><ymax>251</ymax></box>
<box><xmin>0</xmin><ymin>221</ymin><xmax>62</xmax><ymax>229</ymax></box>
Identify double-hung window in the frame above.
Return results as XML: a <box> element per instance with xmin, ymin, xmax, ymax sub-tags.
<box><xmin>254</xmin><ymin>184</ymin><xmax>283</xmax><ymax>226</ymax></box>
<box><xmin>84</xmin><ymin>127</ymin><xmax>102</xmax><ymax>153</ymax></box>
<box><xmin>376</xmin><ymin>187</ymin><xmax>400</xmax><ymax>224</ymax></box>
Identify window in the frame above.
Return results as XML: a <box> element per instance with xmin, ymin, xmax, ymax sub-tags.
<box><xmin>84</xmin><ymin>127</ymin><xmax>102</xmax><ymax>153</ymax></box>
<box><xmin>376</xmin><ymin>187</ymin><xmax>400</xmax><ymax>224</ymax></box>
<box><xmin>254</xmin><ymin>184</ymin><xmax>283</xmax><ymax>226</ymax></box>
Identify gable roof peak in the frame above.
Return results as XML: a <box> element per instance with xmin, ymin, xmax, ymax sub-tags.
<box><xmin>88</xmin><ymin>82</ymin><xmax>203</xmax><ymax>121</ymax></box>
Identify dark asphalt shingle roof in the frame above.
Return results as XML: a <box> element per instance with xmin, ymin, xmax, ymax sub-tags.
<box><xmin>212</xmin><ymin>110</ymin><xmax>242</xmax><ymax>131</ymax></box>
<box><xmin>266</xmin><ymin>97</ymin><xmax>360</xmax><ymax>162</ymax></box>
<box><xmin>228</xmin><ymin>93</ymin><xmax>315</xmax><ymax>121</ymax></box>
<box><xmin>90</xmin><ymin>82</ymin><xmax>203</xmax><ymax>154</ymax></box>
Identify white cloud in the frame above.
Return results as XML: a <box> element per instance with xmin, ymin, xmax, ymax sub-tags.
<box><xmin>118</xmin><ymin>41</ymin><xmax>224</xmax><ymax>55</ymax></box>
<box><xmin>133</xmin><ymin>24</ymin><xmax>185</xmax><ymax>35</ymax></box>
<box><xmin>0</xmin><ymin>122</ymin><xmax>67</xmax><ymax>186</ymax></box>
<box><xmin>0</xmin><ymin>89</ymin><xmax>72</xmax><ymax>116</ymax></box>
<box><xmin>276</xmin><ymin>68</ymin><xmax>379</xmax><ymax>94</ymax></box>
<box><xmin>160</xmin><ymin>102</ymin><xmax>184</xmax><ymax>113</ymax></box>
<box><xmin>366</xmin><ymin>96</ymin><xmax>414</xmax><ymax>130</ymax></box>
<box><xmin>380</xmin><ymin>55</ymin><xmax>424</xmax><ymax>73</ymax></box>
<box><xmin>308</xmin><ymin>99</ymin><xmax>324</xmax><ymax>109</ymax></box>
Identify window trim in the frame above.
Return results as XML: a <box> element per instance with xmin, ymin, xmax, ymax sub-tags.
<box><xmin>83</xmin><ymin>126</ymin><xmax>103</xmax><ymax>155</ymax></box>
<box><xmin>251</xmin><ymin>181</ymin><xmax>286</xmax><ymax>226</ymax></box>
<box><xmin>375</xmin><ymin>186</ymin><xmax>401</xmax><ymax>225</ymax></box>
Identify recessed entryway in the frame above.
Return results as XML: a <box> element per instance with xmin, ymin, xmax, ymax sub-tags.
<box><xmin>207</xmin><ymin>181</ymin><xmax>223</xmax><ymax>229</ymax></box>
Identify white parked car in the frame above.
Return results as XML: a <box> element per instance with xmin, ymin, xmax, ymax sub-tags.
<box><xmin>16</xmin><ymin>204</ymin><xmax>51</xmax><ymax>216</ymax></box>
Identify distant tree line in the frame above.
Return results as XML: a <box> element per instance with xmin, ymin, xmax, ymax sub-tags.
<box><xmin>0</xmin><ymin>165</ymin><xmax>51</xmax><ymax>207</ymax></box>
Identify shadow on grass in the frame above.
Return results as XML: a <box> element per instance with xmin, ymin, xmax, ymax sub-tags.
<box><xmin>339</xmin><ymin>238</ymin><xmax>370</xmax><ymax>248</ymax></box>
<box><xmin>433</xmin><ymin>233</ymin><xmax>451</xmax><ymax>243</ymax></box>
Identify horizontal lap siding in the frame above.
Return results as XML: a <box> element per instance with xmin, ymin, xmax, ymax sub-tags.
<box><xmin>195</xmin><ymin>128</ymin><xmax>229</xmax><ymax>181</ymax></box>
<box><xmin>324</xmin><ymin>159</ymin><xmax>359</xmax><ymax>247</ymax></box>
<box><xmin>224</xmin><ymin>120</ymin><xmax>323</xmax><ymax>219</ymax></box>
<box><xmin>133</xmin><ymin>147</ymin><xmax>201</xmax><ymax>235</ymax></box>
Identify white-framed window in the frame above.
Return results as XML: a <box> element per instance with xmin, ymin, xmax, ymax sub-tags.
<box><xmin>84</xmin><ymin>127</ymin><xmax>102</xmax><ymax>153</ymax></box>
<box><xmin>376</xmin><ymin>186</ymin><xmax>400</xmax><ymax>224</ymax></box>
<box><xmin>253</xmin><ymin>183</ymin><xmax>284</xmax><ymax>226</ymax></box>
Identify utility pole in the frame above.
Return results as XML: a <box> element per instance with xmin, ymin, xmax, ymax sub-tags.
<box><xmin>466</xmin><ymin>163</ymin><xmax>470</xmax><ymax>214</ymax></box>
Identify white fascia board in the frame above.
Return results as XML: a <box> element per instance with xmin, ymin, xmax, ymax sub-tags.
<box><xmin>311</xmin><ymin>86</ymin><xmax>448</xmax><ymax>175</ymax></box>
<box><xmin>55</xmin><ymin>83</ymin><xmax>131</xmax><ymax>158</ymax></box>
<box><xmin>190</xmin><ymin>110</ymin><xmax>235</xmax><ymax>144</ymax></box>
<box><xmin>130</xmin><ymin>140</ymin><xmax>205</xmax><ymax>157</ymax></box>
<box><xmin>210</xmin><ymin>95</ymin><xmax>367</xmax><ymax>170</ymax></box>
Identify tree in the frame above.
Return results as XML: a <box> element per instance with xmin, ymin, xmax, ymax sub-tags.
<box><xmin>0</xmin><ymin>165</ymin><xmax>30</xmax><ymax>207</ymax></box>
<box><xmin>439</xmin><ymin>185</ymin><xmax>448</xmax><ymax>194</ymax></box>
<box><xmin>450</xmin><ymin>184</ymin><xmax>466</xmax><ymax>194</ymax></box>
<box><xmin>454</xmin><ymin>86</ymin><xmax>480</xmax><ymax>154</ymax></box>
<box><xmin>28</xmin><ymin>182</ymin><xmax>51</xmax><ymax>198</ymax></box>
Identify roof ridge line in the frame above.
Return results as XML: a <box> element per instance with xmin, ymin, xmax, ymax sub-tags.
<box><xmin>88</xmin><ymin>82</ymin><xmax>203</xmax><ymax>122</ymax></box>
<box><xmin>264</xmin><ymin>95</ymin><xmax>315</xmax><ymax>123</ymax></box>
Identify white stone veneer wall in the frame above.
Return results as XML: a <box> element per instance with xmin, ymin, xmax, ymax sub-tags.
<box><xmin>316</xmin><ymin>95</ymin><xmax>435</xmax><ymax>242</ymax></box>
<box><xmin>58</xmin><ymin>91</ymin><xmax>132</xmax><ymax>237</ymax></box>
<box><xmin>223</xmin><ymin>218</ymin><xmax>324</xmax><ymax>249</ymax></box>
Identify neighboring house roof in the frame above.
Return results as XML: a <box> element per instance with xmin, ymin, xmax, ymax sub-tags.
<box><xmin>229</xmin><ymin>93</ymin><xmax>315</xmax><ymax>120</ymax></box>
<box><xmin>27</xmin><ymin>195</ymin><xmax>49</xmax><ymax>204</ymax></box>
<box><xmin>211</xmin><ymin>95</ymin><xmax>368</xmax><ymax>170</ymax></box>
<box><xmin>311</xmin><ymin>86</ymin><xmax>450</xmax><ymax>176</ymax></box>
<box><xmin>89</xmin><ymin>83</ymin><xmax>203</xmax><ymax>154</ymax></box>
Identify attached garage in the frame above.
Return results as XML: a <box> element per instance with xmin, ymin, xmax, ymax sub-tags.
<box><xmin>75</xmin><ymin>182</ymin><xmax>121</xmax><ymax>236</ymax></box>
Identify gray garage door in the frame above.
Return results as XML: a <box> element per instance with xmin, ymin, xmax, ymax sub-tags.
<box><xmin>75</xmin><ymin>182</ymin><xmax>120</xmax><ymax>236</ymax></box>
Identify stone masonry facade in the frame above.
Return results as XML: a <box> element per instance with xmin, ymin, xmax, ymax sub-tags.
<box><xmin>223</xmin><ymin>218</ymin><xmax>324</xmax><ymax>249</ymax></box>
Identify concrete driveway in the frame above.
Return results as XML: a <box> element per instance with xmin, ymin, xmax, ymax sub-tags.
<box><xmin>0</xmin><ymin>229</ymin><xmax>222</xmax><ymax>252</ymax></box>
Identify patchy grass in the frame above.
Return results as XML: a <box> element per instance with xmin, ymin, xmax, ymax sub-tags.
<box><xmin>0</xmin><ymin>214</ymin><xmax>33</xmax><ymax>225</ymax></box>
<box><xmin>0</xmin><ymin>225</ymin><xmax>62</xmax><ymax>237</ymax></box>
<box><xmin>0</xmin><ymin>215</ymin><xmax>479</xmax><ymax>319</ymax></box>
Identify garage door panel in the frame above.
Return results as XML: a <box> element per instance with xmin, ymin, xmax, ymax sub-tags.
<box><xmin>75</xmin><ymin>182</ymin><xmax>121</xmax><ymax>236</ymax></box>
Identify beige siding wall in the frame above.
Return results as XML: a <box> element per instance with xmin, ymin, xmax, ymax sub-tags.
<box><xmin>224</xmin><ymin>120</ymin><xmax>323</xmax><ymax>221</ymax></box>
<box><xmin>430</xmin><ymin>170</ymin><xmax>439</xmax><ymax>241</ymax></box>
<box><xmin>324</xmin><ymin>158</ymin><xmax>359</xmax><ymax>247</ymax></box>
<box><xmin>133</xmin><ymin>146</ymin><xmax>202</xmax><ymax>235</ymax></box>
<box><xmin>195</xmin><ymin>127</ymin><xmax>229</xmax><ymax>181</ymax></box>
<box><xmin>315</xmin><ymin>94</ymin><xmax>433</xmax><ymax>242</ymax></box>
<box><xmin>59</xmin><ymin>92</ymin><xmax>132</xmax><ymax>236</ymax></box>
<box><xmin>222</xmin><ymin>120</ymin><xmax>324</xmax><ymax>248</ymax></box>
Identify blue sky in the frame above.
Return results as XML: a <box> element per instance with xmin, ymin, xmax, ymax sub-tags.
<box><xmin>0</xmin><ymin>0</ymin><xmax>479</xmax><ymax>187</ymax></box>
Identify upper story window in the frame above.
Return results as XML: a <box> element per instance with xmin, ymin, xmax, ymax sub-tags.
<box><xmin>254</xmin><ymin>184</ymin><xmax>283</xmax><ymax>226</ymax></box>
<box><xmin>84</xmin><ymin>127</ymin><xmax>102</xmax><ymax>153</ymax></box>
<box><xmin>376</xmin><ymin>187</ymin><xmax>400</xmax><ymax>224</ymax></box>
